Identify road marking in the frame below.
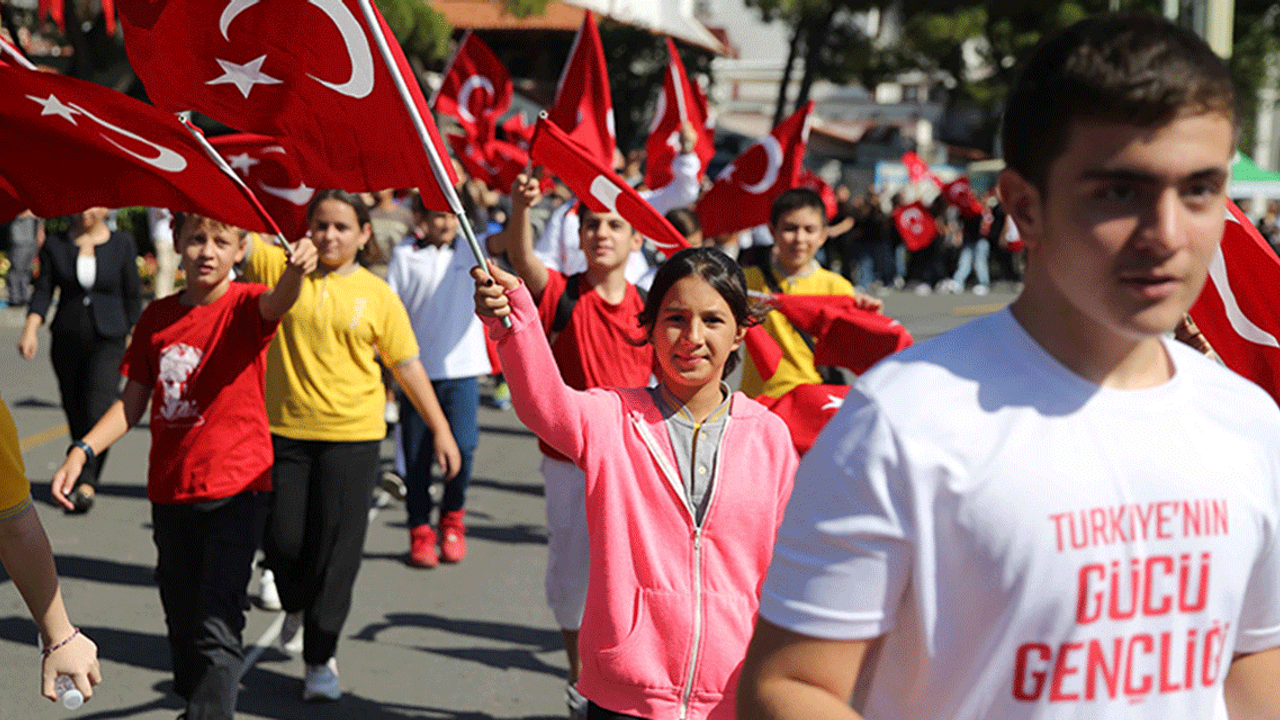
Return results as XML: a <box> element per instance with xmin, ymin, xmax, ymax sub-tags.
<box><xmin>19</xmin><ymin>423</ymin><xmax>68</xmax><ymax>452</ymax></box>
<box><xmin>239</xmin><ymin>485</ymin><xmax>395</xmax><ymax>679</ymax></box>
<box><xmin>952</xmin><ymin>302</ymin><xmax>1009</xmax><ymax>317</ymax></box>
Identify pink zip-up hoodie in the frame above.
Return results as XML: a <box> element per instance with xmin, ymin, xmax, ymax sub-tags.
<box><xmin>484</xmin><ymin>282</ymin><xmax>797</xmax><ymax>720</ymax></box>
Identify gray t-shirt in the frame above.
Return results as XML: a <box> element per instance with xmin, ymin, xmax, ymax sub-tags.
<box><xmin>649</xmin><ymin>384</ymin><xmax>731</xmax><ymax>525</ymax></box>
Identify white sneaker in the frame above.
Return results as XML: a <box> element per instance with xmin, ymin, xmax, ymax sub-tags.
<box><xmin>303</xmin><ymin>657</ymin><xmax>340</xmax><ymax>702</ymax></box>
<box><xmin>972</xmin><ymin>284</ymin><xmax>990</xmax><ymax>296</ymax></box>
<box><xmin>565</xmin><ymin>683</ymin><xmax>588</xmax><ymax>720</ymax></box>
<box><xmin>258</xmin><ymin>569</ymin><xmax>282</xmax><ymax>611</ymax></box>
<box><xmin>279</xmin><ymin>611</ymin><xmax>304</xmax><ymax>655</ymax></box>
<box><xmin>384</xmin><ymin>401</ymin><xmax>399</xmax><ymax>426</ymax></box>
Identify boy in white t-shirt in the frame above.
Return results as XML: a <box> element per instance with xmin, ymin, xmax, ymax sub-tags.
<box><xmin>739</xmin><ymin>13</ymin><xmax>1280</xmax><ymax>720</ymax></box>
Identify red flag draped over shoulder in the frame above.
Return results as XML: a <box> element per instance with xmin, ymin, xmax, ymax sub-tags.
<box><xmin>695</xmin><ymin>102</ymin><xmax>812</xmax><ymax>238</ymax></box>
<box><xmin>893</xmin><ymin>200</ymin><xmax>937</xmax><ymax>252</ymax></box>
<box><xmin>117</xmin><ymin>0</ymin><xmax>459</xmax><ymax>210</ymax></box>
<box><xmin>644</xmin><ymin>38</ymin><xmax>713</xmax><ymax>190</ymax></box>
<box><xmin>741</xmin><ymin>324</ymin><xmax>853</xmax><ymax>455</ymax></box>
<box><xmin>0</xmin><ymin>65</ymin><xmax>272</xmax><ymax>230</ymax></box>
<box><xmin>546</xmin><ymin>12</ymin><xmax>615</xmax><ymax>168</ymax></box>
<box><xmin>1189</xmin><ymin>201</ymin><xmax>1280</xmax><ymax>404</ymax></box>
<box><xmin>208</xmin><ymin>133</ymin><xmax>314</xmax><ymax>241</ymax></box>
<box><xmin>530</xmin><ymin>115</ymin><xmax>688</xmax><ymax>257</ymax></box>
<box><xmin>768</xmin><ymin>294</ymin><xmax>913</xmax><ymax>375</ymax></box>
<box><xmin>432</xmin><ymin>31</ymin><xmax>512</xmax><ymax>141</ymax></box>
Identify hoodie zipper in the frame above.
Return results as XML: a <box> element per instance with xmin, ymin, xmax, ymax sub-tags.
<box><xmin>631</xmin><ymin>409</ymin><xmax>732</xmax><ymax>720</ymax></box>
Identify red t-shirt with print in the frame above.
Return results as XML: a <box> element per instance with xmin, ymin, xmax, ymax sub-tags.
<box><xmin>535</xmin><ymin>270</ymin><xmax>653</xmax><ymax>461</ymax></box>
<box><xmin>121</xmin><ymin>282</ymin><xmax>279</xmax><ymax>504</ymax></box>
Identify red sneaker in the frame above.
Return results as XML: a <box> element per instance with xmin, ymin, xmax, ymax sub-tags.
<box><xmin>408</xmin><ymin>525</ymin><xmax>439</xmax><ymax>568</ymax></box>
<box><xmin>439</xmin><ymin>510</ymin><xmax>467</xmax><ymax>564</ymax></box>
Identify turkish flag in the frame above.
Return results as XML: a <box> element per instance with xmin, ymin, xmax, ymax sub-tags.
<box><xmin>1189</xmin><ymin>201</ymin><xmax>1280</xmax><ymax>404</ymax></box>
<box><xmin>0</xmin><ymin>65</ymin><xmax>273</xmax><ymax>231</ymax></box>
<box><xmin>530</xmin><ymin>115</ymin><xmax>688</xmax><ymax>257</ymax></box>
<box><xmin>798</xmin><ymin>167</ymin><xmax>838</xmax><ymax>221</ymax></box>
<box><xmin>643</xmin><ymin>38</ymin><xmax>714</xmax><ymax>190</ymax></box>
<box><xmin>761</xmin><ymin>384</ymin><xmax>852</xmax><ymax>456</ymax></box>
<box><xmin>901</xmin><ymin>151</ymin><xmax>937</xmax><ymax>185</ymax></box>
<box><xmin>447</xmin><ymin>133</ymin><xmax>529</xmax><ymax>195</ymax></box>
<box><xmin>502</xmin><ymin>112</ymin><xmax>535</xmax><ymax>151</ymax></box>
<box><xmin>768</xmin><ymin>294</ymin><xmax>913</xmax><ymax>375</ymax></box>
<box><xmin>893</xmin><ymin>200</ymin><xmax>937</xmax><ymax>252</ymax></box>
<box><xmin>208</xmin><ymin>133</ymin><xmax>314</xmax><ymax>241</ymax></box>
<box><xmin>695</xmin><ymin>101</ymin><xmax>813</xmax><ymax>238</ymax></box>
<box><xmin>0</xmin><ymin>176</ymin><xmax>26</xmax><ymax>222</ymax></box>
<box><xmin>941</xmin><ymin>176</ymin><xmax>983</xmax><ymax>218</ymax></box>
<box><xmin>546</xmin><ymin>12</ymin><xmax>615</xmax><ymax>168</ymax></box>
<box><xmin>0</xmin><ymin>32</ymin><xmax>34</xmax><ymax>69</ymax></box>
<box><xmin>433</xmin><ymin>31</ymin><xmax>512</xmax><ymax>141</ymax></box>
<box><xmin>118</xmin><ymin>0</ymin><xmax>460</xmax><ymax>212</ymax></box>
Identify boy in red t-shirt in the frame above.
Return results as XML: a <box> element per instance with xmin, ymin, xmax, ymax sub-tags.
<box><xmin>51</xmin><ymin>215</ymin><xmax>317</xmax><ymax>720</ymax></box>
<box><xmin>489</xmin><ymin>174</ymin><xmax>653</xmax><ymax>712</ymax></box>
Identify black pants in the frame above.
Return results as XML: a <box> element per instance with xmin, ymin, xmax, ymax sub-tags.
<box><xmin>588</xmin><ymin>701</ymin><xmax>647</xmax><ymax>720</ymax></box>
<box><xmin>152</xmin><ymin>491</ymin><xmax>266</xmax><ymax>720</ymax></box>
<box><xmin>50</xmin><ymin>310</ymin><xmax>125</xmax><ymax>488</ymax></box>
<box><xmin>263</xmin><ymin>436</ymin><xmax>380</xmax><ymax>665</ymax></box>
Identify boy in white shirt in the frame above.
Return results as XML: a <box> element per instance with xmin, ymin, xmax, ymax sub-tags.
<box><xmin>739</xmin><ymin>12</ymin><xmax>1280</xmax><ymax>720</ymax></box>
<box><xmin>386</xmin><ymin>196</ymin><xmax>491</xmax><ymax>568</ymax></box>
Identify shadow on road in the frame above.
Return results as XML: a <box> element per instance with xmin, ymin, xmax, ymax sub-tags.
<box><xmin>352</xmin><ymin>612</ymin><xmax>561</xmax><ymax>679</ymax></box>
<box><xmin>50</xmin><ymin>553</ymin><xmax>156</xmax><ymax>588</ymax></box>
<box><xmin>469</xmin><ymin>476</ymin><xmax>545</xmax><ymax>499</ymax></box>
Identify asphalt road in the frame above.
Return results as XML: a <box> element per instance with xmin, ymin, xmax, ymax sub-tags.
<box><xmin>0</xmin><ymin>281</ymin><xmax>1018</xmax><ymax>720</ymax></box>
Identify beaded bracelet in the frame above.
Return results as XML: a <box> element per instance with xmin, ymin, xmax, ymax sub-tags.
<box><xmin>42</xmin><ymin>627</ymin><xmax>80</xmax><ymax>657</ymax></box>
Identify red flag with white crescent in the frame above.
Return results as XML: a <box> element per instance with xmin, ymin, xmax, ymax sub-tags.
<box><xmin>117</xmin><ymin>0</ymin><xmax>460</xmax><ymax>211</ymax></box>
<box><xmin>644</xmin><ymin>38</ymin><xmax>714</xmax><ymax>190</ymax></box>
<box><xmin>546</xmin><ymin>12</ymin><xmax>616</xmax><ymax>168</ymax></box>
<box><xmin>432</xmin><ymin>31</ymin><xmax>512</xmax><ymax>141</ymax></box>
<box><xmin>893</xmin><ymin>200</ymin><xmax>937</xmax><ymax>252</ymax></box>
<box><xmin>768</xmin><ymin>294</ymin><xmax>913</xmax><ymax>375</ymax></box>
<box><xmin>208</xmin><ymin>133</ymin><xmax>314</xmax><ymax>241</ymax></box>
<box><xmin>530</xmin><ymin>115</ymin><xmax>688</xmax><ymax>258</ymax></box>
<box><xmin>0</xmin><ymin>65</ymin><xmax>274</xmax><ymax>231</ymax></box>
<box><xmin>941</xmin><ymin>175</ymin><xmax>983</xmax><ymax>218</ymax></box>
<box><xmin>695</xmin><ymin>101</ymin><xmax>812</xmax><ymax>238</ymax></box>
<box><xmin>1189</xmin><ymin>200</ymin><xmax>1280</xmax><ymax>404</ymax></box>
<box><xmin>901</xmin><ymin>151</ymin><xmax>938</xmax><ymax>185</ymax></box>
<box><xmin>798</xmin><ymin>167</ymin><xmax>838</xmax><ymax>221</ymax></box>
<box><xmin>447</xmin><ymin>133</ymin><xmax>530</xmax><ymax>195</ymax></box>
<box><xmin>760</xmin><ymin>384</ymin><xmax>852</xmax><ymax>456</ymax></box>
<box><xmin>502</xmin><ymin>112</ymin><xmax>535</xmax><ymax>151</ymax></box>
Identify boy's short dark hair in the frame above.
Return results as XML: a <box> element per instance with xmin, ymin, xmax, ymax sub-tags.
<box><xmin>664</xmin><ymin>207</ymin><xmax>701</xmax><ymax>240</ymax></box>
<box><xmin>1002</xmin><ymin>12</ymin><xmax>1235</xmax><ymax>192</ymax></box>
<box><xmin>769</xmin><ymin>188</ymin><xmax>827</xmax><ymax>228</ymax></box>
<box><xmin>171</xmin><ymin>212</ymin><xmax>247</xmax><ymax>241</ymax></box>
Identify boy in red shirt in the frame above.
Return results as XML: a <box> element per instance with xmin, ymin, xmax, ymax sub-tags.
<box><xmin>52</xmin><ymin>215</ymin><xmax>316</xmax><ymax>720</ymax></box>
<box><xmin>489</xmin><ymin>174</ymin><xmax>653</xmax><ymax>716</ymax></box>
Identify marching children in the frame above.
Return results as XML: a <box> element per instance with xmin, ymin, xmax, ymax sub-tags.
<box><xmin>386</xmin><ymin>196</ymin><xmax>491</xmax><ymax>567</ymax></box>
<box><xmin>474</xmin><ymin>246</ymin><xmax>798</xmax><ymax>720</ymax></box>
<box><xmin>739</xmin><ymin>13</ymin><xmax>1280</xmax><ymax>719</ymax></box>
<box><xmin>739</xmin><ymin>188</ymin><xmax>882</xmax><ymax>399</ymax></box>
<box><xmin>51</xmin><ymin>213</ymin><xmax>317</xmax><ymax>719</ymax></box>
<box><xmin>240</xmin><ymin>189</ymin><xmax>460</xmax><ymax>701</ymax></box>
<box><xmin>487</xmin><ymin>173</ymin><xmax>656</xmax><ymax>715</ymax></box>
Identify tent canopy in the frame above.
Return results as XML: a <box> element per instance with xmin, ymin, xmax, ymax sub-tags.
<box><xmin>1230</xmin><ymin>153</ymin><xmax>1280</xmax><ymax>199</ymax></box>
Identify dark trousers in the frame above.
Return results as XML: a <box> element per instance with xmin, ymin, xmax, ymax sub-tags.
<box><xmin>588</xmin><ymin>701</ymin><xmax>647</xmax><ymax>720</ymax></box>
<box><xmin>152</xmin><ymin>491</ymin><xmax>266</xmax><ymax>720</ymax></box>
<box><xmin>50</xmin><ymin>308</ymin><xmax>125</xmax><ymax>488</ymax></box>
<box><xmin>263</xmin><ymin>436</ymin><xmax>380</xmax><ymax>665</ymax></box>
<box><xmin>399</xmin><ymin>376</ymin><xmax>479</xmax><ymax>529</ymax></box>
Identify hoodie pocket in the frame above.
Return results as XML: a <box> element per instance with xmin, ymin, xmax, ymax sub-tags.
<box><xmin>690</xmin><ymin>590</ymin><xmax>756</xmax><ymax>699</ymax></box>
<box><xmin>595</xmin><ymin>588</ymin><xmax>687</xmax><ymax>691</ymax></box>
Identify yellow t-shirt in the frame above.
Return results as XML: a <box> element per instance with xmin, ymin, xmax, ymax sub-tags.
<box><xmin>740</xmin><ymin>264</ymin><xmax>856</xmax><ymax>399</ymax></box>
<box><xmin>0</xmin><ymin>394</ymin><xmax>32</xmax><ymax>521</ymax></box>
<box><xmin>243</xmin><ymin>240</ymin><xmax>419</xmax><ymax>441</ymax></box>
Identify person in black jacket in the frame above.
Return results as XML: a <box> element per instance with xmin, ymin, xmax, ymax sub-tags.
<box><xmin>18</xmin><ymin>207</ymin><xmax>140</xmax><ymax>513</ymax></box>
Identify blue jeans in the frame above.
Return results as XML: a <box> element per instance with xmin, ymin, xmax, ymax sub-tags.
<box><xmin>399</xmin><ymin>377</ymin><xmax>479</xmax><ymax>529</ymax></box>
<box><xmin>952</xmin><ymin>238</ymin><xmax>991</xmax><ymax>287</ymax></box>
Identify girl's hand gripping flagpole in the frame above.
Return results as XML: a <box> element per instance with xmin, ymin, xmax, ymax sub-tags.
<box><xmin>178</xmin><ymin>116</ymin><xmax>295</xmax><ymax>256</ymax></box>
<box><xmin>356</xmin><ymin>0</ymin><xmax>510</xmax><ymax>327</ymax></box>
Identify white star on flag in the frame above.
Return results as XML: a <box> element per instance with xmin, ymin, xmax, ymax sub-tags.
<box><xmin>226</xmin><ymin>152</ymin><xmax>260</xmax><ymax>176</ymax></box>
<box><xmin>27</xmin><ymin>94</ymin><xmax>80</xmax><ymax>124</ymax></box>
<box><xmin>207</xmin><ymin>55</ymin><xmax>283</xmax><ymax>99</ymax></box>
<box><xmin>821</xmin><ymin>394</ymin><xmax>844</xmax><ymax>411</ymax></box>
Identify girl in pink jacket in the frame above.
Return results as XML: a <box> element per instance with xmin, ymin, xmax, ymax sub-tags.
<box><xmin>474</xmin><ymin>247</ymin><xmax>798</xmax><ymax>720</ymax></box>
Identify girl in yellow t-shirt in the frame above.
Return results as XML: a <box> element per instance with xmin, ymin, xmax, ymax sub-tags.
<box><xmin>242</xmin><ymin>190</ymin><xmax>460</xmax><ymax>700</ymax></box>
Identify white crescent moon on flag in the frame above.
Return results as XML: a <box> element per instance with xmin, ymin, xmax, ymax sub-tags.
<box><xmin>219</xmin><ymin>0</ymin><xmax>259</xmax><ymax>40</ymax></box>
<box><xmin>589</xmin><ymin>175</ymin><xmax>621</xmax><ymax>212</ymax></box>
<box><xmin>741</xmin><ymin>136</ymin><xmax>782</xmax><ymax>194</ymax></box>
<box><xmin>68</xmin><ymin>102</ymin><xmax>188</xmax><ymax>173</ymax></box>
<box><xmin>648</xmin><ymin>91</ymin><xmax>667</xmax><ymax>134</ymax></box>
<box><xmin>306</xmin><ymin>0</ymin><xmax>374</xmax><ymax>99</ymax></box>
<box><xmin>258</xmin><ymin>181</ymin><xmax>316</xmax><ymax>206</ymax></box>
<box><xmin>901</xmin><ymin>207</ymin><xmax>924</xmax><ymax>235</ymax></box>
<box><xmin>456</xmin><ymin>75</ymin><xmax>495</xmax><ymax>124</ymax></box>
<box><xmin>1207</xmin><ymin>244</ymin><xmax>1280</xmax><ymax>348</ymax></box>
<box><xmin>606</xmin><ymin>108</ymin><xmax>616</xmax><ymax>140</ymax></box>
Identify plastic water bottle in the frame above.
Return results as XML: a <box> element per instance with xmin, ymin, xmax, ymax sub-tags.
<box><xmin>55</xmin><ymin>675</ymin><xmax>83</xmax><ymax>710</ymax></box>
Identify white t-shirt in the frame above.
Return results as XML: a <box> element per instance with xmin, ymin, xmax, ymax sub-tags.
<box><xmin>386</xmin><ymin>236</ymin><xmax>491</xmax><ymax>380</ymax></box>
<box><xmin>760</xmin><ymin>308</ymin><xmax>1280</xmax><ymax>719</ymax></box>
